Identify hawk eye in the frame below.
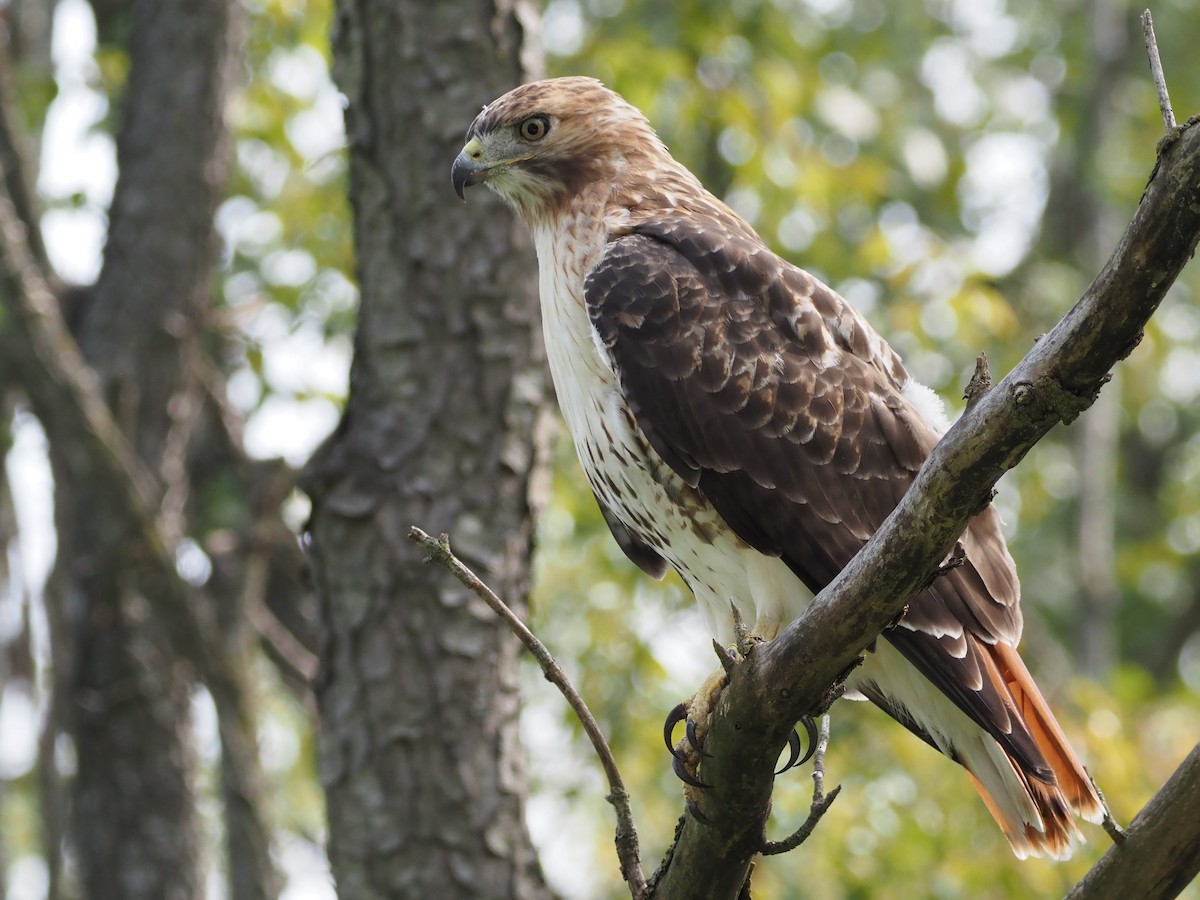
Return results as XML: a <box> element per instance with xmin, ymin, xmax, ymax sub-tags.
<box><xmin>519</xmin><ymin>115</ymin><xmax>550</xmax><ymax>142</ymax></box>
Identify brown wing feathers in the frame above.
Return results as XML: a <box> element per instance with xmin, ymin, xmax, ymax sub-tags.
<box><xmin>586</xmin><ymin>221</ymin><xmax>1057</xmax><ymax>778</ymax></box>
<box><xmin>885</xmin><ymin>626</ymin><xmax>1054</xmax><ymax>780</ymax></box>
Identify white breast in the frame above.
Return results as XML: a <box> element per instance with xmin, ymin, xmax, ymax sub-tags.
<box><xmin>531</xmin><ymin>219</ymin><xmax>808</xmax><ymax>644</ymax></box>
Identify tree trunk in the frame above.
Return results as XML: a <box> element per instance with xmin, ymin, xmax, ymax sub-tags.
<box><xmin>1039</xmin><ymin>0</ymin><xmax>1131</xmax><ymax>679</ymax></box>
<box><xmin>301</xmin><ymin>0</ymin><xmax>553</xmax><ymax>897</ymax></box>
<box><xmin>52</xmin><ymin>0</ymin><xmax>241</xmax><ymax>896</ymax></box>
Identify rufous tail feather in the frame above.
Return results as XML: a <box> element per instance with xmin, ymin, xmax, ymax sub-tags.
<box><xmin>964</xmin><ymin>642</ymin><xmax>1104</xmax><ymax>858</ymax></box>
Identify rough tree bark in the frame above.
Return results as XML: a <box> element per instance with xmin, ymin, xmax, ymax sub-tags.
<box><xmin>300</xmin><ymin>0</ymin><xmax>553</xmax><ymax>897</ymax></box>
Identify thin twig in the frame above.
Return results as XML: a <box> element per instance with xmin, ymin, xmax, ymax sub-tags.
<box><xmin>1087</xmin><ymin>770</ymin><xmax>1126</xmax><ymax>845</ymax></box>
<box><xmin>761</xmin><ymin>715</ymin><xmax>841</xmax><ymax>855</ymax></box>
<box><xmin>1102</xmin><ymin>810</ymin><xmax>1127</xmax><ymax>846</ymax></box>
<box><xmin>409</xmin><ymin>526</ymin><xmax>647</xmax><ymax>899</ymax></box>
<box><xmin>246</xmin><ymin>599</ymin><xmax>319</xmax><ymax>685</ymax></box>
<box><xmin>729</xmin><ymin>600</ymin><xmax>753</xmax><ymax>657</ymax></box>
<box><xmin>711</xmin><ymin>639</ymin><xmax>738</xmax><ymax>675</ymax></box>
<box><xmin>1141</xmin><ymin>10</ymin><xmax>1175</xmax><ymax>132</ymax></box>
<box><xmin>962</xmin><ymin>351</ymin><xmax>992</xmax><ymax>411</ymax></box>
<box><xmin>812</xmin><ymin>714</ymin><xmax>830</xmax><ymax>801</ymax></box>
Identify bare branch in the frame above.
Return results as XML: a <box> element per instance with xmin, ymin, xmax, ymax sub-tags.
<box><xmin>962</xmin><ymin>351</ymin><xmax>992</xmax><ymax>410</ymax></box>
<box><xmin>711</xmin><ymin>639</ymin><xmax>738</xmax><ymax>675</ymax></box>
<box><xmin>408</xmin><ymin>526</ymin><xmax>647</xmax><ymax>899</ymax></box>
<box><xmin>1141</xmin><ymin>11</ymin><xmax>1176</xmax><ymax>132</ymax></box>
<box><xmin>1095</xmin><ymin>777</ymin><xmax>1127</xmax><ymax>846</ymax></box>
<box><xmin>246</xmin><ymin>597</ymin><xmax>318</xmax><ymax>686</ymax></box>
<box><xmin>811</xmin><ymin>715</ymin><xmax>831</xmax><ymax>802</ymax></box>
<box><xmin>1067</xmin><ymin>743</ymin><xmax>1200</xmax><ymax>899</ymax></box>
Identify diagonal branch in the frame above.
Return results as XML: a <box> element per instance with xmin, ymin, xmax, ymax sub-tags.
<box><xmin>649</xmin><ymin>115</ymin><xmax>1200</xmax><ymax>897</ymax></box>
<box><xmin>1066</xmin><ymin>742</ymin><xmax>1200</xmax><ymax>900</ymax></box>
<box><xmin>1141</xmin><ymin>10</ymin><xmax>1176</xmax><ymax>132</ymax></box>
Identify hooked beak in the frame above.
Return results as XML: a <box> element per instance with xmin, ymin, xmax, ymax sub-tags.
<box><xmin>452</xmin><ymin>137</ymin><xmax>490</xmax><ymax>200</ymax></box>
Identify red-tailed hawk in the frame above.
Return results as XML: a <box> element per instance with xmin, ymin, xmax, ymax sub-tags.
<box><xmin>453</xmin><ymin>76</ymin><xmax>1103</xmax><ymax>858</ymax></box>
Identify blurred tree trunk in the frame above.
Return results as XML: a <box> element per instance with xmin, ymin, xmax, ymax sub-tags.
<box><xmin>1040</xmin><ymin>0</ymin><xmax>1130</xmax><ymax>678</ymax></box>
<box><xmin>301</xmin><ymin>0</ymin><xmax>553</xmax><ymax>897</ymax></box>
<box><xmin>45</xmin><ymin>0</ymin><xmax>249</xmax><ymax>897</ymax></box>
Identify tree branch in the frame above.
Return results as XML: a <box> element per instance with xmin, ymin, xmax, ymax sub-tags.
<box><xmin>409</xmin><ymin>526</ymin><xmax>648</xmax><ymax>899</ymax></box>
<box><xmin>649</xmin><ymin>115</ymin><xmax>1200</xmax><ymax>897</ymax></box>
<box><xmin>1141</xmin><ymin>11</ymin><xmax>1176</xmax><ymax>132</ymax></box>
<box><xmin>1066</xmin><ymin>743</ymin><xmax>1200</xmax><ymax>899</ymax></box>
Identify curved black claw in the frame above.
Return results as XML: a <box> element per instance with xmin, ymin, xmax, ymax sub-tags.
<box><xmin>685</xmin><ymin>798</ymin><xmax>714</xmax><ymax>826</ymax></box>
<box><xmin>775</xmin><ymin>728</ymin><xmax>803</xmax><ymax>776</ymax></box>
<box><xmin>775</xmin><ymin>716</ymin><xmax>819</xmax><ymax>776</ymax></box>
<box><xmin>663</xmin><ymin>702</ymin><xmax>689</xmax><ymax>761</ymax></box>
<box><xmin>672</xmin><ymin>751</ymin><xmax>711</xmax><ymax>789</ymax></box>
<box><xmin>798</xmin><ymin>715</ymin><xmax>819</xmax><ymax>765</ymax></box>
<box><xmin>686</xmin><ymin>716</ymin><xmax>712</xmax><ymax>758</ymax></box>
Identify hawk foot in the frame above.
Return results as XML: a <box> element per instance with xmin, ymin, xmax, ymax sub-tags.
<box><xmin>662</xmin><ymin>667</ymin><xmax>729</xmax><ymax>795</ymax></box>
<box><xmin>662</xmin><ymin>663</ymin><xmax>819</xmax><ymax>790</ymax></box>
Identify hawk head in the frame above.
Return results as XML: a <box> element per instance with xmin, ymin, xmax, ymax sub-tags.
<box><xmin>451</xmin><ymin>77</ymin><xmax>668</xmax><ymax>220</ymax></box>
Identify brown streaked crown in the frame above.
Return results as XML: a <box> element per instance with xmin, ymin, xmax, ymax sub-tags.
<box><xmin>463</xmin><ymin>77</ymin><xmax>677</xmax><ymax>215</ymax></box>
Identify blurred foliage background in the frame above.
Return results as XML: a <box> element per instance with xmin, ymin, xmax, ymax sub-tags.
<box><xmin>1</xmin><ymin>0</ymin><xmax>1199</xmax><ymax>896</ymax></box>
